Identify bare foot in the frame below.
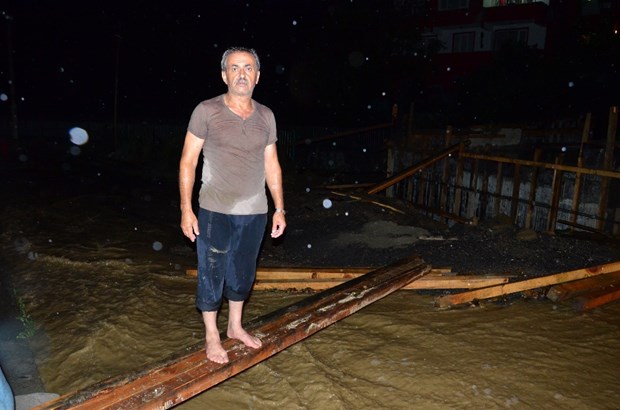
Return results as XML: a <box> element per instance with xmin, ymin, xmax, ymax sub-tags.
<box><xmin>227</xmin><ymin>327</ymin><xmax>262</xmax><ymax>349</ymax></box>
<box><xmin>205</xmin><ymin>333</ymin><xmax>229</xmax><ymax>364</ymax></box>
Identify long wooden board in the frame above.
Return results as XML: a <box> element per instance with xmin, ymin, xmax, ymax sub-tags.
<box><xmin>573</xmin><ymin>286</ymin><xmax>620</xmax><ymax>312</ymax></box>
<box><xmin>34</xmin><ymin>256</ymin><xmax>431</xmax><ymax>410</ymax></box>
<box><xmin>435</xmin><ymin>261</ymin><xmax>620</xmax><ymax>309</ymax></box>
<box><xmin>547</xmin><ymin>270</ymin><xmax>620</xmax><ymax>302</ymax></box>
<box><xmin>186</xmin><ymin>267</ymin><xmax>510</xmax><ymax>291</ymax></box>
<box><xmin>253</xmin><ymin>275</ymin><xmax>508</xmax><ymax>291</ymax></box>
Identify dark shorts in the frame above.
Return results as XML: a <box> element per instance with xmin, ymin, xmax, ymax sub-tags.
<box><xmin>195</xmin><ymin>208</ymin><xmax>267</xmax><ymax>312</ymax></box>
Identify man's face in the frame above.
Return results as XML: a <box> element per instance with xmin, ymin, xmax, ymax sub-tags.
<box><xmin>221</xmin><ymin>51</ymin><xmax>260</xmax><ymax>97</ymax></box>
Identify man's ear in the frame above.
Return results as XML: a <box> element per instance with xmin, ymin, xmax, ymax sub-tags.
<box><xmin>256</xmin><ymin>71</ymin><xmax>260</xmax><ymax>84</ymax></box>
<box><xmin>221</xmin><ymin>70</ymin><xmax>228</xmax><ymax>84</ymax></box>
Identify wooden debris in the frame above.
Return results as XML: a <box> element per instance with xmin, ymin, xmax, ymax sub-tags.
<box><xmin>34</xmin><ymin>256</ymin><xmax>431</xmax><ymax>410</ymax></box>
<box><xmin>546</xmin><ymin>270</ymin><xmax>620</xmax><ymax>302</ymax></box>
<box><xmin>185</xmin><ymin>267</ymin><xmax>510</xmax><ymax>291</ymax></box>
<box><xmin>572</xmin><ymin>285</ymin><xmax>620</xmax><ymax>312</ymax></box>
<box><xmin>435</xmin><ymin>261</ymin><xmax>620</xmax><ymax>309</ymax></box>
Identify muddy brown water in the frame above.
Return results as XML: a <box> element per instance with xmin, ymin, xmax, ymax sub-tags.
<box><xmin>2</xmin><ymin>180</ymin><xmax>620</xmax><ymax>409</ymax></box>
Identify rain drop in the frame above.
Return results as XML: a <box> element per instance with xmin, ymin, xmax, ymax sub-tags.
<box><xmin>305</xmin><ymin>187</ymin><xmax>311</xmax><ymax>193</ymax></box>
<box><xmin>152</xmin><ymin>241</ymin><xmax>163</xmax><ymax>251</ymax></box>
<box><xmin>307</xmin><ymin>244</ymin><xmax>312</xmax><ymax>249</ymax></box>
<box><xmin>69</xmin><ymin>127</ymin><xmax>89</xmax><ymax>146</ymax></box>
<box><xmin>323</xmin><ymin>199</ymin><xmax>332</xmax><ymax>209</ymax></box>
<box><xmin>0</xmin><ymin>93</ymin><xmax>7</xmax><ymax>102</ymax></box>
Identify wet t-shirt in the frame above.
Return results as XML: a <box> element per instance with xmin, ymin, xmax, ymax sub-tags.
<box><xmin>187</xmin><ymin>95</ymin><xmax>277</xmax><ymax>215</ymax></box>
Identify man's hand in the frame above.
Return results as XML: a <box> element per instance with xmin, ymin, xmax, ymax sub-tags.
<box><xmin>270</xmin><ymin>212</ymin><xmax>286</xmax><ymax>238</ymax></box>
<box><xmin>181</xmin><ymin>210</ymin><xmax>200</xmax><ymax>242</ymax></box>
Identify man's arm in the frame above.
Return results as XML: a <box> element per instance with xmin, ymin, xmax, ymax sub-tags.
<box><xmin>179</xmin><ymin>131</ymin><xmax>205</xmax><ymax>242</ymax></box>
<box><xmin>264</xmin><ymin>143</ymin><xmax>286</xmax><ymax>238</ymax></box>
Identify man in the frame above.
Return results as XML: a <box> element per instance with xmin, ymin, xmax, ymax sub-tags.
<box><xmin>179</xmin><ymin>47</ymin><xmax>286</xmax><ymax>364</ymax></box>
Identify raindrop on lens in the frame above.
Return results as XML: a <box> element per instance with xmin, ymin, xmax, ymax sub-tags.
<box><xmin>305</xmin><ymin>187</ymin><xmax>311</xmax><ymax>193</ymax></box>
<box><xmin>69</xmin><ymin>127</ymin><xmax>89</xmax><ymax>146</ymax></box>
<box><xmin>561</xmin><ymin>146</ymin><xmax>567</xmax><ymax>152</ymax></box>
<box><xmin>0</xmin><ymin>93</ymin><xmax>8</xmax><ymax>102</ymax></box>
<box><xmin>307</xmin><ymin>244</ymin><xmax>312</xmax><ymax>249</ymax></box>
<box><xmin>152</xmin><ymin>241</ymin><xmax>163</xmax><ymax>251</ymax></box>
<box><xmin>323</xmin><ymin>199</ymin><xmax>332</xmax><ymax>209</ymax></box>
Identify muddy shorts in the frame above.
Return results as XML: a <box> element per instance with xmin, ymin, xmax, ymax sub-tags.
<box><xmin>195</xmin><ymin>208</ymin><xmax>267</xmax><ymax>312</ymax></box>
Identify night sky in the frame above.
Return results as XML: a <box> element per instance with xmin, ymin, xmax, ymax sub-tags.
<box><xmin>2</xmin><ymin>1</ymin><xmax>619</xmax><ymax>131</ymax></box>
<box><xmin>2</xmin><ymin>0</ymin><xmax>421</xmax><ymax>128</ymax></box>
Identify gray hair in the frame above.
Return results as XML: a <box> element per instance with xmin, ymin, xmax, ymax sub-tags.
<box><xmin>220</xmin><ymin>47</ymin><xmax>260</xmax><ymax>71</ymax></box>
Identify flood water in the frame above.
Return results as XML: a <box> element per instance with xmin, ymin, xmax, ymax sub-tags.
<box><xmin>2</xmin><ymin>174</ymin><xmax>620</xmax><ymax>410</ymax></box>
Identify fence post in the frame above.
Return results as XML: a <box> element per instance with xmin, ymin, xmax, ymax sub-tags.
<box><xmin>597</xmin><ymin>106</ymin><xmax>618</xmax><ymax>231</ymax></box>
<box><xmin>547</xmin><ymin>154</ymin><xmax>565</xmax><ymax>234</ymax></box>
<box><xmin>525</xmin><ymin>147</ymin><xmax>542</xmax><ymax>229</ymax></box>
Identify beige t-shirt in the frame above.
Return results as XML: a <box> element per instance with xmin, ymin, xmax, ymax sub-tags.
<box><xmin>187</xmin><ymin>95</ymin><xmax>277</xmax><ymax>215</ymax></box>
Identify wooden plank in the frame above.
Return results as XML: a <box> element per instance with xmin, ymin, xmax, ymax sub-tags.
<box><xmin>439</xmin><ymin>127</ymin><xmax>453</xmax><ymax>216</ymax></box>
<box><xmin>571</xmin><ymin>113</ymin><xmax>591</xmax><ymax>227</ymax></box>
<box><xmin>524</xmin><ymin>148</ymin><xmax>542</xmax><ymax>229</ymax></box>
<box><xmin>34</xmin><ymin>256</ymin><xmax>431</xmax><ymax>410</ymax></box>
<box><xmin>510</xmin><ymin>163</ymin><xmax>521</xmax><ymax>223</ymax></box>
<box><xmin>572</xmin><ymin>286</ymin><xmax>620</xmax><ymax>312</ymax></box>
<box><xmin>494</xmin><ymin>162</ymin><xmax>503</xmax><ymax>215</ymax></box>
<box><xmin>186</xmin><ymin>267</ymin><xmax>452</xmax><ymax>280</ymax></box>
<box><xmin>367</xmin><ymin>142</ymin><xmax>465</xmax><ymax>195</ymax></box>
<box><xmin>461</xmin><ymin>152</ymin><xmax>620</xmax><ymax>180</ymax></box>
<box><xmin>547</xmin><ymin>270</ymin><xmax>620</xmax><ymax>302</ymax></box>
<box><xmin>434</xmin><ymin>261</ymin><xmax>620</xmax><ymax>309</ymax></box>
<box><xmin>597</xmin><ymin>106</ymin><xmax>618</xmax><ymax>231</ymax></box>
<box><xmin>452</xmin><ymin>142</ymin><xmax>466</xmax><ymax>216</ymax></box>
<box><xmin>547</xmin><ymin>154</ymin><xmax>565</xmax><ymax>233</ymax></box>
<box><xmin>254</xmin><ymin>275</ymin><xmax>509</xmax><ymax>291</ymax></box>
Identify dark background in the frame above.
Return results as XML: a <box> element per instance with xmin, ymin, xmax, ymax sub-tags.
<box><xmin>1</xmin><ymin>1</ymin><xmax>619</xmax><ymax>129</ymax></box>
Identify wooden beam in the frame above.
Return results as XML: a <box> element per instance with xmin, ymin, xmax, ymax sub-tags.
<box><xmin>186</xmin><ymin>267</ymin><xmax>452</xmax><ymax>279</ymax></box>
<box><xmin>572</xmin><ymin>286</ymin><xmax>620</xmax><ymax>312</ymax></box>
<box><xmin>434</xmin><ymin>261</ymin><xmax>620</xmax><ymax>309</ymax></box>
<box><xmin>186</xmin><ymin>267</ymin><xmax>506</xmax><ymax>291</ymax></box>
<box><xmin>547</xmin><ymin>270</ymin><xmax>620</xmax><ymax>302</ymax></box>
<box><xmin>254</xmin><ymin>275</ymin><xmax>509</xmax><ymax>291</ymax></box>
<box><xmin>547</xmin><ymin>154</ymin><xmax>565</xmax><ymax>233</ymax></box>
<box><xmin>34</xmin><ymin>256</ymin><xmax>431</xmax><ymax>410</ymax></box>
<box><xmin>524</xmin><ymin>148</ymin><xmax>542</xmax><ymax>229</ymax></box>
<box><xmin>597</xmin><ymin>106</ymin><xmax>618</xmax><ymax>231</ymax></box>
<box><xmin>461</xmin><ymin>152</ymin><xmax>620</xmax><ymax>180</ymax></box>
<box><xmin>367</xmin><ymin>141</ymin><xmax>466</xmax><ymax>195</ymax></box>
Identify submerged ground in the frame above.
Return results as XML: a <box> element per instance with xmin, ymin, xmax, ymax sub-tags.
<box><xmin>1</xmin><ymin>156</ymin><xmax>619</xmax><ymax>409</ymax></box>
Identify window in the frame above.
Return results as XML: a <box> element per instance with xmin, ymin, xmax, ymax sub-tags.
<box><xmin>438</xmin><ymin>0</ymin><xmax>469</xmax><ymax>11</ymax></box>
<box><xmin>453</xmin><ymin>32</ymin><xmax>475</xmax><ymax>52</ymax></box>
<box><xmin>494</xmin><ymin>28</ymin><xmax>528</xmax><ymax>49</ymax></box>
